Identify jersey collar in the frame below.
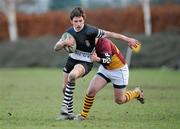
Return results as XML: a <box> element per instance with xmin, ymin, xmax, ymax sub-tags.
<box><xmin>73</xmin><ymin>24</ymin><xmax>85</xmax><ymax>32</ymax></box>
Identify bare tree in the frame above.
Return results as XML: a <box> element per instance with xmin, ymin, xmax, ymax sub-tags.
<box><xmin>139</xmin><ymin>0</ymin><xmax>152</xmax><ymax>36</ymax></box>
<box><xmin>0</xmin><ymin>0</ymin><xmax>18</xmax><ymax>42</ymax></box>
<box><xmin>126</xmin><ymin>0</ymin><xmax>152</xmax><ymax>66</ymax></box>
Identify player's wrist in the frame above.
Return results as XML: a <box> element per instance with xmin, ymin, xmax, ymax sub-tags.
<box><xmin>96</xmin><ymin>57</ymin><xmax>101</xmax><ymax>62</ymax></box>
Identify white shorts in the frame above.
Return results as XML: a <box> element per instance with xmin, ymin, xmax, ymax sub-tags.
<box><xmin>97</xmin><ymin>64</ymin><xmax>129</xmax><ymax>87</ymax></box>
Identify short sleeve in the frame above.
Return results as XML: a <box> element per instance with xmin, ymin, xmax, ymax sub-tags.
<box><xmin>96</xmin><ymin>29</ymin><xmax>105</xmax><ymax>38</ymax></box>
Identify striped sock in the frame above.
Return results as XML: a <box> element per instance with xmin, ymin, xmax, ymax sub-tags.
<box><xmin>125</xmin><ymin>90</ymin><xmax>140</xmax><ymax>102</ymax></box>
<box><xmin>68</xmin><ymin>98</ymin><xmax>73</xmax><ymax>114</ymax></box>
<box><xmin>62</xmin><ymin>81</ymin><xmax>75</xmax><ymax>113</ymax></box>
<box><xmin>81</xmin><ymin>95</ymin><xmax>95</xmax><ymax>118</ymax></box>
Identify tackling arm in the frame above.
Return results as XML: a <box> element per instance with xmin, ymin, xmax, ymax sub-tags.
<box><xmin>90</xmin><ymin>52</ymin><xmax>112</xmax><ymax>65</ymax></box>
<box><xmin>100</xmin><ymin>53</ymin><xmax>112</xmax><ymax>65</ymax></box>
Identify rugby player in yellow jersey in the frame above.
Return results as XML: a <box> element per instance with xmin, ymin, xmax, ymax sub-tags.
<box><xmin>75</xmin><ymin>38</ymin><xmax>144</xmax><ymax>120</ymax></box>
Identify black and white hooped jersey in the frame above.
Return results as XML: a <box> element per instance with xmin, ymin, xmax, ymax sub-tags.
<box><xmin>65</xmin><ymin>24</ymin><xmax>105</xmax><ymax>62</ymax></box>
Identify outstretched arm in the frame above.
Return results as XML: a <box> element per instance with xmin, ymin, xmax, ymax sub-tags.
<box><xmin>103</xmin><ymin>30</ymin><xmax>138</xmax><ymax>48</ymax></box>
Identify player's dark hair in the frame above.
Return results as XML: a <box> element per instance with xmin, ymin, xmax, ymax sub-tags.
<box><xmin>70</xmin><ymin>7</ymin><xmax>86</xmax><ymax>20</ymax></box>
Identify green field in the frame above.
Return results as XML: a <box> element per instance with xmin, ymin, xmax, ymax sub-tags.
<box><xmin>0</xmin><ymin>68</ymin><xmax>180</xmax><ymax>129</ymax></box>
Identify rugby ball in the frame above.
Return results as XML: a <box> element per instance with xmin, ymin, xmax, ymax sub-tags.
<box><xmin>61</xmin><ymin>32</ymin><xmax>76</xmax><ymax>53</ymax></box>
<box><xmin>132</xmin><ymin>41</ymin><xmax>141</xmax><ymax>53</ymax></box>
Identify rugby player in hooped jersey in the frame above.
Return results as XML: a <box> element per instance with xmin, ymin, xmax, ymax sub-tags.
<box><xmin>75</xmin><ymin>38</ymin><xmax>144</xmax><ymax>120</ymax></box>
<box><xmin>54</xmin><ymin>7</ymin><xmax>140</xmax><ymax>120</ymax></box>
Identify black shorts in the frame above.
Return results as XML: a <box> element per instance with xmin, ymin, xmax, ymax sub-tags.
<box><xmin>63</xmin><ymin>57</ymin><xmax>93</xmax><ymax>76</ymax></box>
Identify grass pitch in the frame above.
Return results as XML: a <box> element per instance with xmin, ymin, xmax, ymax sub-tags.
<box><xmin>0</xmin><ymin>68</ymin><xmax>180</xmax><ymax>129</ymax></box>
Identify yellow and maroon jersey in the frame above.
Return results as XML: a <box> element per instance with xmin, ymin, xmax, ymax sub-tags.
<box><xmin>96</xmin><ymin>38</ymin><xmax>126</xmax><ymax>70</ymax></box>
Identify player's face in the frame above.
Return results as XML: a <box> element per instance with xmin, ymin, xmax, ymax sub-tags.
<box><xmin>71</xmin><ymin>16</ymin><xmax>85</xmax><ymax>32</ymax></box>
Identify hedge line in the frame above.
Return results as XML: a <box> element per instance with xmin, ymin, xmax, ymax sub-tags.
<box><xmin>0</xmin><ymin>32</ymin><xmax>179</xmax><ymax>69</ymax></box>
<box><xmin>0</xmin><ymin>4</ymin><xmax>180</xmax><ymax>41</ymax></box>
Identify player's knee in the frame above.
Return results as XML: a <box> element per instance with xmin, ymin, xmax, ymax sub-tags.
<box><xmin>87</xmin><ymin>91</ymin><xmax>96</xmax><ymax>97</ymax></box>
<box><xmin>87</xmin><ymin>89</ymin><xmax>97</xmax><ymax>97</ymax></box>
<box><xmin>68</xmin><ymin>73</ymin><xmax>76</xmax><ymax>81</ymax></box>
<box><xmin>115</xmin><ymin>98</ymin><xmax>125</xmax><ymax>104</ymax></box>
